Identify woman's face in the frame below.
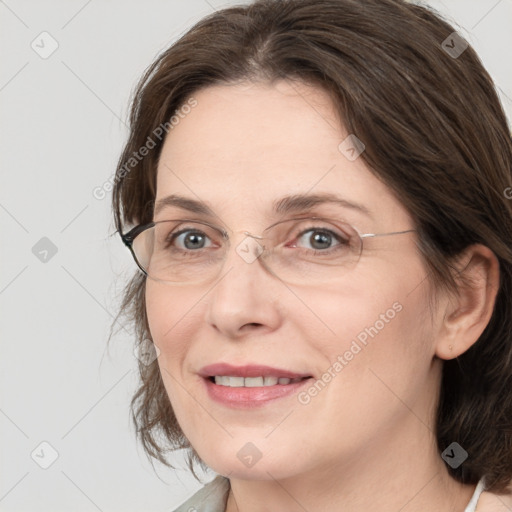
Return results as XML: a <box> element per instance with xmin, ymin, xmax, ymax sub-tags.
<box><xmin>147</xmin><ymin>80</ymin><xmax>441</xmax><ymax>481</ymax></box>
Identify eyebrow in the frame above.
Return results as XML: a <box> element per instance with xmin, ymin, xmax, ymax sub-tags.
<box><xmin>274</xmin><ymin>193</ymin><xmax>372</xmax><ymax>218</ymax></box>
<box><xmin>153</xmin><ymin>193</ymin><xmax>372</xmax><ymax>219</ymax></box>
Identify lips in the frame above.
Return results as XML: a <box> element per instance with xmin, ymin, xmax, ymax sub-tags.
<box><xmin>197</xmin><ymin>363</ymin><xmax>313</xmax><ymax>407</ymax></box>
<box><xmin>198</xmin><ymin>363</ymin><xmax>313</xmax><ymax>380</ymax></box>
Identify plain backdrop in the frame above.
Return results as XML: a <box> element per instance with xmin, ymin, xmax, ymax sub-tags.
<box><xmin>1</xmin><ymin>0</ymin><xmax>511</xmax><ymax>511</ymax></box>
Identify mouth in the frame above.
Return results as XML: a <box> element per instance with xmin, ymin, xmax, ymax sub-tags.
<box><xmin>202</xmin><ymin>375</ymin><xmax>314</xmax><ymax>408</ymax></box>
<box><xmin>206</xmin><ymin>375</ymin><xmax>312</xmax><ymax>387</ymax></box>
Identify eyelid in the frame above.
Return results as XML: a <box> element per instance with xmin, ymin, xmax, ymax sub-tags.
<box><xmin>269</xmin><ymin>216</ymin><xmax>359</xmax><ymax>234</ymax></box>
<box><xmin>158</xmin><ymin>216</ymin><xmax>361</xmax><ymax>241</ymax></box>
<box><xmin>158</xmin><ymin>219</ymin><xmax>228</xmax><ymax>237</ymax></box>
<box><xmin>263</xmin><ymin>215</ymin><xmax>353</xmax><ymax>232</ymax></box>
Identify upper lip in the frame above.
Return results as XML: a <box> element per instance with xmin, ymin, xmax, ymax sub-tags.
<box><xmin>198</xmin><ymin>363</ymin><xmax>312</xmax><ymax>379</ymax></box>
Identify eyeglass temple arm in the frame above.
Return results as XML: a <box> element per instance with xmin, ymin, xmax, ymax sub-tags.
<box><xmin>360</xmin><ymin>229</ymin><xmax>415</xmax><ymax>239</ymax></box>
<box><xmin>120</xmin><ymin>223</ymin><xmax>156</xmax><ymax>246</ymax></box>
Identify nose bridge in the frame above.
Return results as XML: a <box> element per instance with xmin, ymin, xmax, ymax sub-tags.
<box><xmin>204</xmin><ymin>227</ymin><xmax>281</xmax><ymax>337</ymax></box>
<box><xmin>222</xmin><ymin>228</ymin><xmax>267</xmax><ymax>269</ymax></box>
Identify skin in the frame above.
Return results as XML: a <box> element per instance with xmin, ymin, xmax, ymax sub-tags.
<box><xmin>145</xmin><ymin>79</ymin><xmax>500</xmax><ymax>512</ymax></box>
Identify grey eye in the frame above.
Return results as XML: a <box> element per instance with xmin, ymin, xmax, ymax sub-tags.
<box><xmin>173</xmin><ymin>230</ymin><xmax>212</xmax><ymax>250</ymax></box>
<box><xmin>296</xmin><ymin>229</ymin><xmax>344</xmax><ymax>250</ymax></box>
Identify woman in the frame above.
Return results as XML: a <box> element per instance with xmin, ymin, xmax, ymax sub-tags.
<box><xmin>112</xmin><ymin>0</ymin><xmax>512</xmax><ymax>510</ymax></box>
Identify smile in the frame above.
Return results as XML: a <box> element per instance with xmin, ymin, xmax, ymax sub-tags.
<box><xmin>210</xmin><ymin>376</ymin><xmax>308</xmax><ymax>387</ymax></box>
<box><xmin>203</xmin><ymin>375</ymin><xmax>313</xmax><ymax>408</ymax></box>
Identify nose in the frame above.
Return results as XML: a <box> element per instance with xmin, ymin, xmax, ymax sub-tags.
<box><xmin>204</xmin><ymin>233</ymin><xmax>283</xmax><ymax>339</ymax></box>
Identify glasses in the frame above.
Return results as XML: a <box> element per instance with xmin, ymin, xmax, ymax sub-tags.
<box><xmin>120</xmin><ymin>217</ymin><xmax>415</xmax><ymax>286</ymax></box>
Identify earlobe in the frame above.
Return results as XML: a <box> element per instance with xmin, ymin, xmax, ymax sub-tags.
<box><xmin>435</xmin><ymin>244</ymin><xmax>500</xmax><ymax>361</ymax></box>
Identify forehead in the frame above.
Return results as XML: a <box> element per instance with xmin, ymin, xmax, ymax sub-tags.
<box><xmin>159</xmin><ymin>79</ymin><xmax>342</xmax><ymax>170</ymax></box>
<box><xmin>155</xmin><ymin>80</ymin><xmax>409</xmax><ymax>228</ymax></box>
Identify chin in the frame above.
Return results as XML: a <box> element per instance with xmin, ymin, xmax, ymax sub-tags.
<box><xmin>200</xmin><ymin>447</ymin><xmax>304</xmax><ymax>481</ymax></box>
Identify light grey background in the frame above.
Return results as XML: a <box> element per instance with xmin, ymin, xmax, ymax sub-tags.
<box><xmin>1</xmin><ymin>1</ymin><xmax>510</xmax><ymax>511</ymax></box>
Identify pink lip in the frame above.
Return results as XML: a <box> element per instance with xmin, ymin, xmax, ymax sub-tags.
<box><xmin>198</xmin><ymin>363</ymin><xmax>313</xmax><ymax>409</ymax></box>
<box><xmin>198</xmin><ymin>363</ymin><xmax>311</xmax><ymax>379</ymax></box>
<box><xmin>202</xmin><ymin>377</ymin><xmax>312</xmax><ymax>408</ymax></box>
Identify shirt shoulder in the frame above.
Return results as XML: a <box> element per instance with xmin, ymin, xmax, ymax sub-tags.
<box><xmin>476</xmin><ymin>489</ymin><xmax>512</xmax><ymax>512</ymax></box>
<box><xmin>171</xmin><ymin>475</ymin><xmax>230</xmax><ymax>512</ymax></box>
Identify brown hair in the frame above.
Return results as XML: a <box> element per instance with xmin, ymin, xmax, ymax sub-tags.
<box><xmin>111</xmin><ymin>0</ymin><xmax>512</xmax><ymax>492</ymax></box>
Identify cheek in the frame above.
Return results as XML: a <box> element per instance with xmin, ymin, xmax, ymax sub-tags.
<box><xmin>145</xmin><ymin>282</ymin><xmax>209</xmax><ymax>427</ymax></box>
<box><xmin>145</xmin><ymin>281</ymin><xmax>205</xmax><ymax>371</ymax></box>
<box><xmin>288</xmin><ymin>278</ymin><xmax>435</xmax><ymax>453</ymax></box>
<box><xmin>302</xmin><ymin>262</ymin><xmax>434</xmax><ymax>392</ymax></box>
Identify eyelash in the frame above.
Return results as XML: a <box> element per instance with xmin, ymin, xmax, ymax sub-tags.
<box><xmin>165</xmin><ymin>228</ymin><xmax>215</xmax><ymax>253</ymax></box>
<box><xmin>292</xmin><ymin>227</ymin><xmax>348</xmax><ymax>252</ymax></box>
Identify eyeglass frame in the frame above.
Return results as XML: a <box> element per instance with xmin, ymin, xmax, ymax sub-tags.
<box><xmin>120</xmin><ymin>216</ymin><xmax>416</xmax><ymax>280</ymax></box>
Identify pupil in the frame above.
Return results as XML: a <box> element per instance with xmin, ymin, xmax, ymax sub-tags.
<box><xmin>311</xmin><ymin>231</ymin><xmax>331</xmax><ymax>249</ymax></box>
<box><xmin>184</xmin><ymin>232</ymin><xmax>204</xmax><ymax>249</ymax></box>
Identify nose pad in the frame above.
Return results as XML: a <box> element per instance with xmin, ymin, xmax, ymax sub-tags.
<box><xmin>242</xmin><ymin>231</ymin><xmax>263</xmax><ymax>239</ymax></box>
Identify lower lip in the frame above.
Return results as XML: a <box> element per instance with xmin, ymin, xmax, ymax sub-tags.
<box><xmin>203</xmin><ymin>377</ymin><xmax>313</xmax><ymax>408</ymax></box>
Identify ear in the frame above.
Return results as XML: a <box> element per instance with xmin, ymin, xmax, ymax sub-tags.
<box><xmin>435</xmin><ymin>244</ymin><xmax>500</xmax><ymax>360</ymax></box>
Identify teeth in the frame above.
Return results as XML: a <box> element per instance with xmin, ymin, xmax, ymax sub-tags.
<box><xmin>213</xmin><ymin>376</ymin><xmax>304</xmax><ymax>387</ymax></box>
<box><xmin>245</xmin><ymin>377</ymin><xmax>264</xmax><ymax>387</ymax></box>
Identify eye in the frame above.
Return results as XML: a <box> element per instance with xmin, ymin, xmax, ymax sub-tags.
<box><xmin>171</xmin><ymin>229</ymin><xmax>213</xmax><ymax>250</ymax></box>
<box><xmin>295</xmin><ymin>228</ymin><xmax>347</xmax><ymax>250</ymax></box>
